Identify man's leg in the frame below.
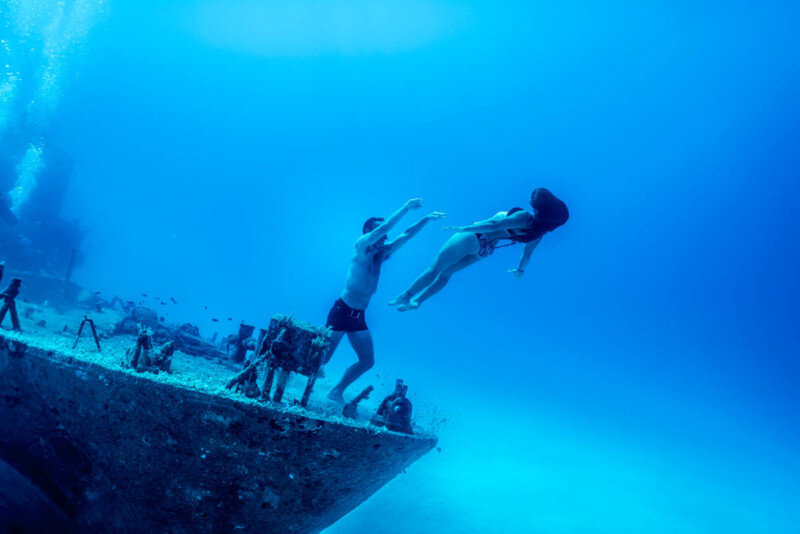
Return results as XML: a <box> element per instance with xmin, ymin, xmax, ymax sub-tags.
<box><xmin>328</xmin><ymin>330</ymin><xmax>375</xmax><ymax>402</ymax></box>
<box><xmin>322</xmin><ymin>330</ymin><xmax>346</xmax><ymax>365</ymax></box>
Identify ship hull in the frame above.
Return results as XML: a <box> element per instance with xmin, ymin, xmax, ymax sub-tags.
<box><xmin>0</xmin><ymin>333</ymin><xmax>436</xmax><ymax>533</ymax></box>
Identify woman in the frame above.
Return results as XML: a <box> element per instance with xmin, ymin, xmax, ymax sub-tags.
<box><xmin>389</xmin><ymin>188</ymin><xmax>569</xmax><ymax>311</ymax></box>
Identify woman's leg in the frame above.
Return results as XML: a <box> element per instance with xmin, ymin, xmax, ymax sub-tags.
<box><xmin>399</xmin><ymin>254</ymin><xmax>481</xmax><ymax>310</ymax></box>
<box><xmin>390</xmin><ymin>233</ymin><xmax>478</xmax><ymax>305</ymax></box>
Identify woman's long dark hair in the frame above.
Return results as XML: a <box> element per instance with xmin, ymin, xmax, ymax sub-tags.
<box><xmin>511</xmin><ymin>188</ymin><xmax>569</xmax><ymax>243</ymax></box>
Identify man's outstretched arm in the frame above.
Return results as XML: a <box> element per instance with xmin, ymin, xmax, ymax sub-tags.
<box><xmin>385</xmin><ymin>212</ymin><xmax>446</xmax><ymax>255</ymax></box>
<box><xmin>357</xmin><ymin>198</ymin><xmax>423</xmax><ymax>248</ymax></box>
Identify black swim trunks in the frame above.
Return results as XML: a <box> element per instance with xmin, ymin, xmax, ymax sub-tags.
<box><xmin>326</xmin><ymin>298</ymin><xmax>368</xmax><ymax>332</ymax></box>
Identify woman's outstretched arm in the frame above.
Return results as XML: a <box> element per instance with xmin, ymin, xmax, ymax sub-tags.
<box><xmin>509</xmin><ymin>237</ymin><xmax>543</xmax><ymax>278</ymax></box>
<box><xmin>443</xmin><ymin>210</ymin><xmax>531</xmax><ymax>234</ymax></box>
<box><xmin>385</xmin><ymin>212</ymin><xmax>446</xmax><ymax>255</ymax></box>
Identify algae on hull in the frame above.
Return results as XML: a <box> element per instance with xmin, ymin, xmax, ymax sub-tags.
<box><xmin>0</xmin><ymin>330</ymin><xmax>437</xmax><ymax>533</ymax></box>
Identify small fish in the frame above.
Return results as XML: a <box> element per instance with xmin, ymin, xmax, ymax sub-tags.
<box><xmin>203</xmin><ymin>305</ymin><xmax>208</xmax><ymax>310</ymax></box>
<box><xmin>212</xmin><ymin>318</ymin><xmax>219</xmax><ymax>322</ymax></box>
<box><xmin>141</xmin><ymin>293</ymin><xmax>148</xmax><ymax>297</ymax></box>
<box><xmin>94</xmin><ymin>291</ymin><xmax>101</xmax><ymax>294</ymax></box>
<box><xmin>170</xmin><ymin>297</ymin><xmax>177</xmax><ymax>304</ymax></box>
<box><xmin>227</xmin><ymin>318</ymin><xmax>232</xmax><ymax>321</ymax></box>
<box><xmin>160</xmin><ymin>301</ymin><xmax>167</xmax><ymax>306</ymax></box>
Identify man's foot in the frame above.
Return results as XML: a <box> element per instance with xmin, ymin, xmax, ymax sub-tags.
<box><xmin>397</xmin><ymin>299</ymin><xmax>420</xmax><ymax>312</ymax></box>
<box><xmin>327</xmin><ymin>389</ymin><xmax>345</xmax><ymax>405</ymax></box>
<box><xmin>388</xmin><ymin>291</ymin><xmax>412</xmax><ymax>307</ymax></box>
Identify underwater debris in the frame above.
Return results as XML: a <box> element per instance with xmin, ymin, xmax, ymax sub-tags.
<box><xmin>125</xmin><ymin>327</ymin><xmax>174</xmax><ymax>374</ymax></box>
<box><xmin>104</xmin><ymin>296</ymin><xmax>132</xmax><ymax>314</ymax></box>
<box><xmin>127</xmin><ymin>326</ymin><xmax>153</xmax><ymax>371</ymax></box>
<box><xmin>343</xmin><ymin>385</ymin><xmax>374</xmax><ymax>420</ymax></box>
<box><xmin>0</xmin><ymin>277</ymin><xmax>22</xmax><ymax>332</ymax></box>
<box><xmin>371</xmin><ymin>379</ymin><xmax>413</xmax><ymax>435</ymax></box>
<box><xmin>152</xmin><ymin>341</ymin><xmax>175</xmax><ymax>374</ymax></box>
<box><xmin>178</xmin><ymin>323</ymin><xmax>199</xmax><ymax>337</ymax></box>
<box><xmin>72</xmin><ymin>315</ymin><xmax>101</xmax><ymax>352</ymax></box>
<box><xmin>228</xmin><ymin>323</ymin><xmax>255</xmax><ymax>364</ymax></box>
<box><xmin>110</xmin><ymin>307</ymin><xmax>223</xmax><ymax>360</ymax></box>
<box><xmin>227</xmin><ymin>358</ymin><xmax>261</xmax><ymax>398</ymax></box>
<box><xmin>226</xmin><ymin>315</ymin><xmax>330</xmax><ymax>408</ymax></box>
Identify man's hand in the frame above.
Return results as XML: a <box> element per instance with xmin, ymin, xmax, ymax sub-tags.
<box><xmin>405</xmin><ymin>198</ymin><xmax>424</xmax><ymax>210</ymax></box>
<box><xmin>426</xmin><ymin>212</ymin><xmax>446</xmax><ymax>220</ymax></box>
<box><xmin>508</xmin><ymin>269</ymin><xmax>525</xmax><ymax>279</ymax></box>
<box><xmin>442</xmin><ymin>225</ymin><xmax>464</xmax><ymax>232</ymax></box>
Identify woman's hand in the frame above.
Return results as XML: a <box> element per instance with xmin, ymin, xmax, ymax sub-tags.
<box><xmin>426</xmin><ymin>212</ymin><xmax>447</xmax><ymax>220</ymax></box>
<box><xmin>443</xmin><ymin>225</ymin><xmax>464</xmax><ymax>232</ymax></box>
<box><xmin>508</xmin><ymin>269</ymin><xmax>525</xmax><ymax>279</ymax></box>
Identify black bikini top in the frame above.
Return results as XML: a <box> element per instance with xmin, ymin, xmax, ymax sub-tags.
<box><xmin>505</xmin><ymin>207</ymin><xmax>535</xmax><ymax>241</ymax></box>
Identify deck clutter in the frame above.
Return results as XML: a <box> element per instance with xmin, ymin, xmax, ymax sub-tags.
<box><xmin>371</xmin><ymin>379</ymin><xmax>414</xmax><ymax>435</ymax></box>
<box><xmin>110</xmin><ymin>305</ymin><xmax>225</xmax><ymax>361</ymax></box>
<box><xmin>225</xmin><ymin>316</ymin><xmax>416</xmax><ymax>434</ymax></box>
<box><xmin>226</xmin><ymin>315</ymin><xmax>329</xmax><ymax>408</ymax></box>
<box><xmin>343</xmin><ymin>385</ymin><xmax>374</xmax><ymax>419</ymax></box>
<box><xmin>1</xmin><ymin>259</ymin><xmax>419</xmax><ymax>434</ymax></box>
<box><xmin>72</xmin><ymin>315</ymin><xmax>101</xmax><ymax>351</ymax></box>
<box><xmin>125</xmin><ymin>327</ymin><xmax>175</xmax><ymax>374</ymax></box>
<box><xmin>0</xmin><ymin>265</ymin><xmax>22</xmax><ymax>332</ymax></box>
<box><xmin>228</xmin><ymin>322</ymin><xmax>256</xmax><ymax>364</ymax></box>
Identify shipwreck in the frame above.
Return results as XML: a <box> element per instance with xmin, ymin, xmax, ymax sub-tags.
<box><xmin>0</xmin><ymin>299</ymin><xmax>436</xmax><ymax>533</ymax></box>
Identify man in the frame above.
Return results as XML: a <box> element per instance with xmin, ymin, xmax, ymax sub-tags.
<box><xmin>324</xmin><ymin>198</ymin><xmax>445</xmax><ymax>403</ymax></box>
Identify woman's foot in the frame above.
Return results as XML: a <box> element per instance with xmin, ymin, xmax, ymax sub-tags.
<box><xmin>396</xmin><ymin>299</ymin><xmax>420</xmax><ymax>312</ymax></box>
<box><xmin>388</xmin><ymin>291</ymin><xmax>412</xmax><ymax>307</ymax></box>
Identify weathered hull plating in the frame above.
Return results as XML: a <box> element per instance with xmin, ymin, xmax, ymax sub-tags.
<box><xmin>0</xmin><ymin>333</ymin><xmax>436</xmax><ymax>533</ymax></box>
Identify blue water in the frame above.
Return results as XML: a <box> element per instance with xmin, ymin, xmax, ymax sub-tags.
<box><xmin>3</xmin><ymin>1</ymin><xmax>800</xmax><ymax>532</ymax></box>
